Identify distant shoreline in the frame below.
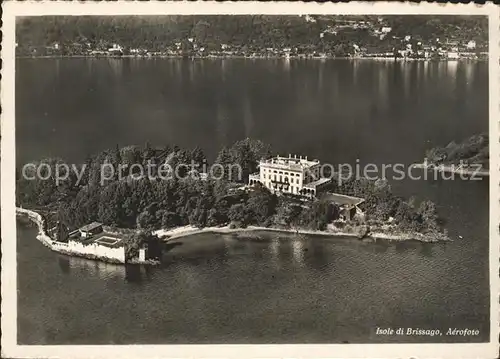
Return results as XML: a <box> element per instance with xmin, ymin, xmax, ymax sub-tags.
<box><xmin>16</xmin><ymin>54</ymin><xmax>487</xmax><ymax>62</ymax></box>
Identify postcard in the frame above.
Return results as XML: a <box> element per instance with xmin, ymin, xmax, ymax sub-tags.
<box><xmin>2</xmin><ymin>1</ymin><xmax>499</xmax><ymax>358</ymax></box>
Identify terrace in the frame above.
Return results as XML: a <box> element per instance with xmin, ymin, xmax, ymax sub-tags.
<box><xmin>69</xmin><ymin>231</ymin><xmax>125</xmax><ymax>248</ymax></box>
<box><xmin>321</xmin><ymin>192</ymin><xmax>365</xmax><ymax>207</ymax></box>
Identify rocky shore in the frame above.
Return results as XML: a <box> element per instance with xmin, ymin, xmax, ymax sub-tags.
<box><xmin>155</xmin><ymin>222</ymin><xmax>449</xmax><ymax>244</ymax></box>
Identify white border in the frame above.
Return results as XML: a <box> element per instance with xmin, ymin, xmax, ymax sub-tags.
<box><xmin>2</xmin><ymin>2</ymin><xmax>499</xmax><ymax>358</ymax></box>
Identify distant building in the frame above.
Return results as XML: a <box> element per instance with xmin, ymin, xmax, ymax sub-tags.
<box><xmin>108</xmin><ymin>43</ymin><xmax>123</xmax><ymax>55</ymax></box>
<box><xmin>466</xmin><ymin>40</ymin><xmax>477</xmax><ymax>50</ymax></box>
<box><xmin>304</xmin><ymin>15</ymin><xmax>317</xmax><ymax>23</ymax></box>
<box><xmin>397</xmin><ymin>49</ymin><xmax>410</xmax><ymax>58</ymax></box>
<box><xmin>381</xmin><ymin>26</ymin><xmax>392</xmax><ymax>33</ymax></box>
<box><xmin>447</xmin><ymin>51</ymin><xmax>459</xmax><ymax>60</ymax></box>
<box><xmin>248</xmin><ymin>154</ymin><xmax>331</xmax><ymax>197</ymax></box>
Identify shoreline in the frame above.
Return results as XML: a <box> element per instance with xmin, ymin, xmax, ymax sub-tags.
<box><xmin>16</xmin><ymin>54</ymin><xmax>487</xmax><ymax>62</ymax></box>
<box><xmin>155</xmin><ymin>223</ymin><xmax>447</xmax><ymax>244</ymax></box>
<box><xmin>16</xmin><ymin>206</ymin><xmax>449</xmax><ymax>265</ymax></box>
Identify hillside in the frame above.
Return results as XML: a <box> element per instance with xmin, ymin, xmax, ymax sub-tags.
<box><xmin>16</xmin><ymin>15</ymin><xmax>488</xmax><ymax>57</ymax></box>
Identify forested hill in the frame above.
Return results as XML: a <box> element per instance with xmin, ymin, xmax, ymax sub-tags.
<box><xmin>16</xmin><ymin>15</ymin><xmax>488</xmax><ymax>55</ymax></box>
<box><xmin>17</xmin><ymin>139</ymin><xmax>446</xmax><ymax>241</ymax></box>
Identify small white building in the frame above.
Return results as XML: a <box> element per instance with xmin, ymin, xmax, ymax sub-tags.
<box><xmin>447</xmin><ymin>51</ymin><xmax>459</xmax><ymax>60</ymax></box>
<box><xmin>466</xmin><ymin>40</ymin><xmax>477</xmax><ymax>50</ymax></box>
<box><xmin>108</xmin><ymin>44</ymin><xmax>123</xmax><ymax>55</ymax></box>
<box><xmin>304</xmin><ymin>15</ymin><xmax>317</xmax><ymax>23</ymax></box>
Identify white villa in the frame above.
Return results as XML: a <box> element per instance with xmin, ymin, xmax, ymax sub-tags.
<box><xmin>248</xmin><ymin>154</ymin><xmax>331</xmax><ymax>197</ymax></box>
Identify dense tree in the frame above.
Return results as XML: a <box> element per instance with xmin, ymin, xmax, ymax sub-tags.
<box><xmin>275</xmin><ymin>198</ymin><xmax>303</xmax><ymax>229</ymax></box>
<box><xmin>17</xmin><ymin>139</ymin><xmax>445</xmax><ymax>239</ymax></box>
<box><xmin>191</xmin><ymin>146</ymin><xmax>207</xmax><ymax>169</ymax></box>
<box><xmin>228</xmin><ymin>203</ymin><xmax>248</xmax><ymax>226</ymax></box>
<box><xmin>245</xmin><ymin>185</ymin><xmax>277</xmax><ymax>226</ymax></box>
<box><xmin>299</xmin><ymin>199</ymin><xmax>339</xmax><ymax>230</ymax></box>
<box><xmin>161</xmin><ymin>210</ymin><xmax>181</xmax><ymax>228</ymax></box>
<box><xmin>417</xmin><ymin>200</ymin><xmax>439</xmax><ymax>231</ymax></box>
<box><xmin>123</xmin><ymin>230</ymin><xmax>161</xmax><ymax>260</ymax></box>
<box><xmin>425</xmin><ymin>133</ymin><xmax>489</xmax><ymax>168</ymax></box>
<box><xmin>213</xmin><ymin>147</ymin><xmax>234</xmax><ymax>181</ymax></box>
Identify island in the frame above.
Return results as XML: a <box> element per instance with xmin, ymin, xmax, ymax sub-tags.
<box><xmin>16</xmin><ymin>139</ymin><xmax>450</xmax><ymax>265</ymax></box>
<box><xmin>416</xmin><ymin>133</ymin><xmax>489</xmax><ymax>177</ymax></box>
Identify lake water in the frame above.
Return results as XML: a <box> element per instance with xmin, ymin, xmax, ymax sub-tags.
<box><xmin>16</xmin><ymin>58</ymin><xmax>489</xmax><ymax>344</ymax></box>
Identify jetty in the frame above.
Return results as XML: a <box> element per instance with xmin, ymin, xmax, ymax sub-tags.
<box><xmin>413</xmin><ymin>163</ymin><xmax>489</xmax><ymax>177</ymax></box>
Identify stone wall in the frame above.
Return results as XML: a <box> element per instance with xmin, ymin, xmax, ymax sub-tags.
<box><xmin>67</xmin><ymin>240</ymin><xmax>126</xmax><ymax>263</ymax></box>
<box><xmin>16</xmin><ymin>207</ymin><xmax>126</xmax><ymax>264</ymax></box>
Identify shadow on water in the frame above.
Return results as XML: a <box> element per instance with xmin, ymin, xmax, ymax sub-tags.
<box><xmin>54</xmin><ymin>254</ymin><xmax>127</xmax><ymax>280</ymax></box>
<box><xmin>125</xmin><ymin>265</ymin><xmax>142</xmax><ymax>283</ymax></box>
<box><xmin>373</xmin><ymin>242</ymin><xmax>389</xmax><ymax>254</ymax></box>
<box><xmin>303</xmin><ymin>240</ymin><xmax>331</xmax><ymax>272</ymax></box>
<box><xmin>394</xmin><ymin>241</ymin><xmax>412</xmax><ymax>254</ymax></box>
<box><xmin>58</xmin><ymin>256</ymin><xmax>70</xmax><ymax>274</ymax></box>
<box><xmin>419</xmin><ymin>243</ymin><xmax>434</xmax><ymax>258</ymax></box>
<box><xmin>163</xmin><ymin>241</ymin><xmax>183</xmax><ymax>252</ymax></box>
<box><xmin>125</xmin><ymin>264</ymin><xmax>155</xmax><ymax>284</ymax></box>
<box><xmin>393</xmin><ymin>240</ymin><xmax>434</xmax><ymax>256</ymax></box>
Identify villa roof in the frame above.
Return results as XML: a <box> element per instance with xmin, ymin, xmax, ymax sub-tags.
<box><xmin>79</xmin><ymin>222</ymin><xmax>103</xmax><ymax>232</ymax></box>
<box><xmin>259</xmin><ymin>155</ymin><xmax>320</xmax><ymax>171</ymax></box>
<box><xmin>303</xmin><ymin>178</ymin><xmax>331</xmax><ymax>189</ymax></box>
